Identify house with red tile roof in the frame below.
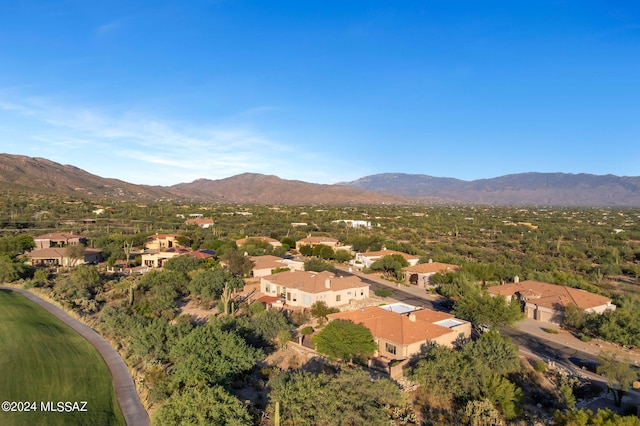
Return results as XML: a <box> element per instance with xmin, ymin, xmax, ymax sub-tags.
<box><xmin>327</xmin><ymin>303</ymin><xmax>471</xmax><ymax>361</ymax></box>
<box><xmin>354</xmin><ymin>249</ymin><xmax>420</xmax><ymax>269</ymax></box>
<box><xmin>403</xmin><ymin>260</ymin><xmax>460</xmax><ymax>288</ymax></box>
<box><xmin>260</xmin><ymin>270</ymin><xmax>369</xmax><ymax>308</ymax></box>
<box><xmin>250</xmin><ymin>255</ymin><xmax>304</xmax><ymax>277</ymax></box>
<box><xmin>141</xmin><ymin>247</ymin><xmax>192</xmax><ymax>268</ymax></box>
<box><xmin>488</xmin><ymin>280</ymin><xmax>616</xmax><ymax>325</ymax></box>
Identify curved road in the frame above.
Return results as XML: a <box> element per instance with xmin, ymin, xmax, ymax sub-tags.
<box><xmin>1</xmin><ymin>287</ymin><xmax>149</xmax><ymax>426</ymax></box>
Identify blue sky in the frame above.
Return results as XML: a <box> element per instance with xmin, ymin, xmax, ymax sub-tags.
<box><xmin>1</xmin><ymin>1</ymin><xmax>639</xmax><ymax>186</ymax></box>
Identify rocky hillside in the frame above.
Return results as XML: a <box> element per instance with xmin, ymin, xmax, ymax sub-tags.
<box><xmin>0</xmin><ymin>154</ymin><xmax>405</xmax><ymax>204</ymax></box>
<box><xmin>0</xmin><ymin>154</ymin><xmax>174</xmax><ymax>200</ymax></box>
<box><xmin>2</xmin><ymin>154</ymin><xmax>639</xmax><ymax>206</ymax></box>
<box><xmin>168</xmin><ymin>173</ymin><xmax>407</xmax><ymax>204</ymax></box>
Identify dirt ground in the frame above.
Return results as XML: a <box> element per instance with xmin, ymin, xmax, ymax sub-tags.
<box><xmin>177</xmin><ymin>298</ymin><xmax>217</xmax><ymax>323</ymax></box>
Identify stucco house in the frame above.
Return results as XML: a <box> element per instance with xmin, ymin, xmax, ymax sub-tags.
<box><xmin>353</xmin><ymin>249</ymin><xmax>420</xmax><ymax>269</ymax></box>
<box><xmin>34</xmin><ymin>232</ymin><xmax>87</xmax><ymax>249</ymax></box>
<box><xmin>145</xmin><ymin>234</ymin><xmax>182</xmax><ymax>251</ymax></box>
<box><xmin>260</xmin><ymin>270</ymin><xmax>369</xmax><ymax>308</ymax></box>
<box><xmin>327</xmin><ymin>303</ymin><xmax>471</xmax><ymax>361</ymax></box>
<box><xmin>27</xmin><ymin>247</ymin><xmax>103</xmax><ymax>267</ymax></box>
<box><xmin>488</xmin><ymin>280</ymin><xmax>616</xmax><ymax>325</ymax></box>
<box><xmin>403</xmin><ymin>260</ymin><xmax>460</xmax><ymax>288</ymax></box>
<box><xmin>250</xmin><ymin>255</ymin><xmax>304</xmax><ymax>277</ymax></box>
<box><xmin>295</xmin><ymin>235</ymin><xmax>340</xmax><ymax>250</ymax></box>
<box><xmin>141</xmin><ymin>247</ymin><xmax>192</xmax><ymax>268</ymax></box>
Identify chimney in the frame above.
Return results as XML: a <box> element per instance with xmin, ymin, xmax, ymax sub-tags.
<box><xmin>325</xmin><ymin>278</ymin><xmax>331</xmax><ymax>289</ymax></box>
<box><xmin>408</xmin><ymin>313</ymin><xmax>416</xmax><ymax>322</ymax></box>
<box><xmin>514</xmin><ymin>275</ymin><xmax>520</xmax><ymax>283</ymax></box>
<box><xmin>428</xmin><ymin>258</ymin><xmax>433</xmax><ymax>264</ymax></box>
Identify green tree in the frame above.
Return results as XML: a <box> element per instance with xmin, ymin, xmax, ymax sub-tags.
<box><xmin>477</xmin><ymin>373</ymin><xmax>522</xmax><ymax>420</ymax></box>
<box><xmin>221</xmin><ymin>249</ymin><xmax>254</xmax><ymax>277</ymax></box>
<box><xmin>164</xmin><ymin>255</ymin><xmax>202</xmax><ymax>275</ymax></box>
<box><xmin>333</xmin><ymin>249</ymin><xmax>352</xmax><ymax>263</ymax></box>
<box><xmin>249</xmin><ymin>309</ymin><xmax>292</xmax><ymax>345</ymax></box>
<box><xmin>64</xmin><ymin>244</ymin><xmax>86</xmax><ymax>266</ymax></box>
<box><xmin>369</xmin><ymin>254</ymin><xmax>409</xmax><ymax>280</ymax></box>
<box><xmin>188</xmin><ymin>268</ymin><xmax>243</xmax><ymax>302</ymax></box>
<box><xmin>453</xmin><ymin>291</ymin><xmax>523</xmax><ymax>327</ymax></box>
<box><xmin>269</xmin><ymin>368</ymin><xmax>407</xmax><ymax>426</ymax></box>
<box><xmin>310</xmin><ymin>301</ymin><xmax>338</xmax><ymax>324</ymax></box>
<box><xmin>597</xmin><ymin>352</ymin><xmax>638</xmax><ymax>407</ymax></box>
<box><xmin>463</xmin><ymin>330</ymin><xmax>521</xmax><ymax>375</ymax></box>
<box><xmin>304</xmin><ymin>257</ymin><xmax>335</xmax><ymax>272</ymax></box>
<box><xmin>563</xmin><ymin>303</ymin><xmax>586</xmax><ymax>329</ymax></box>
<box><xmin>153</xmin><ymin>386</ymin><xmax>252</xmax><ymax>426</ymax></box>
<box><xmin>312</xmin><ymin>244</ymin><xmax>335</xmax><ymax>260</ymax></box>
<box><xmin>170</xmin><ymin>322</ymin><xmax>263</xmax><ymax>388</ymax></box>
<box><xmin>554</xmin><ymin>408</ymin><xmax>640</xmax><ymax>425</ymax></box>
<box><xmin>312</xmin><ymin>320</ymin><xmax>376</xmax><ymax>364</ymax></box>
<box><xmin>459</xmin><ymin>399</ymin><xmax>503</xmax><ymax>426</ymax></box>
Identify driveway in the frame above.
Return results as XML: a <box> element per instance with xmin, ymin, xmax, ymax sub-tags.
<box><xmin>0</xmin><ymin>287</ymin><xmax>149</xmax><ymax>426</ymax></box>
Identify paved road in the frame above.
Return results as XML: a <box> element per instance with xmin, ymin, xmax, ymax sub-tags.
<box><xmin>1</xmin><ymin>287</ymin><xmax>150</xmax><ymax>426</ymax></box>
<box><xmin>335</xmin><ymin>266</ymin><xmax>444</xmax><ymax>310</ymax></box>
<box><xmin>335</xmin><ymin>267</ymin><xmax>640</xmax><ymax>369</ymax></box>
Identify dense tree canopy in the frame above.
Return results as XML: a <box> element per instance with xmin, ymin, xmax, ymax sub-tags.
<box><xmin>170</xmin><ymin>321</ymin><xmax>263</xmax><ymax>388</ymax></box>
<box><xmin>153</xmin><ymin>386</ymin><xmax>252</xmax><ymax>426</ymax></box>
<box><xmin>312</xmin><ymin>320</ymin><xmax>376</xmax><ymax>363</ymax></box>
<box><xmin>369</xmin><ymin>254</ymin><xmax>409</xmax><ymax>280</ymax></box>
<box><xmin>269</xmin><ymin>368</ymin><xmax>411</xmax><ymax>426</ymax></box>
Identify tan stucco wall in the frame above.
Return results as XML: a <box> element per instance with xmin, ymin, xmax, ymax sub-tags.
<box><xmin>260</xmin><ymin>278</ymin><xmax>369</xmax><ymax>308</ymax></box>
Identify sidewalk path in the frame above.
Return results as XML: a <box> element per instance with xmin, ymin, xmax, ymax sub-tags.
<box><xmin>1</xmin><ymin>287</ymin><xmax>150</xmax><ymax>426</ymax></box>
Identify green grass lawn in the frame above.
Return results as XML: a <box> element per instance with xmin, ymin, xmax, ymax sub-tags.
<box><xmin>0</xmin><ymin>289</ymin><xmax>125</xmax><ymax>426</ymax></box>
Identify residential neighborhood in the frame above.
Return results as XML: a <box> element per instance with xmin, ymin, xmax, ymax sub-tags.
<box><xmin>3</xmin><ymin>202</ymin><xmax>640</xmax><ymax>426</ymax></box>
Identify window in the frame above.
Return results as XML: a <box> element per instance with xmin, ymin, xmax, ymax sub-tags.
<box><xmin>385</xmin><ymin>343</ymin><xmax>396</xmax><ymax>355</ymax></box>
<box><xmin>265</xmin><ymin>284</ymin><xmax>271</xmax><ymax>293</ymax></box>
<box><xmin>336</xmin><ymin>294</ymin><xmax>341</xmax><ymax>302</ymax></box>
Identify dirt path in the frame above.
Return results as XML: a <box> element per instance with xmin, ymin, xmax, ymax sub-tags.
<box><xmin>0</xmin><ymin>287</ymin><xmax>149</xmax><ymax>426</ymax></box>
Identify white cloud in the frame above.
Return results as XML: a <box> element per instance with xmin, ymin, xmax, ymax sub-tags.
<box><xmin>0</xmin><ymin>96</ymin><xmax>368</xmax><ymax>185</ymax></box>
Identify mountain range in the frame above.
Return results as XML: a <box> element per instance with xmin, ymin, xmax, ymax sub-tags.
<box><xmin>1</xmin><ymin>154</ymin><xmax>639</xmax><ymax>206</ymax></box>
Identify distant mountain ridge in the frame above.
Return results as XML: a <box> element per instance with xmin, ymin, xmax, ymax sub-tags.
<box><xmin>0</xmin><ymin>154</ymin><xmax>405</xmax><ymax>205</ymax></box>
<box><xmin>342</xmin><ymin>172</ymin><xmax>640</xmax><ymax>206</ymax></box>
<box><xmin>0</xmin><ymin>154</ymin><xmax>639</xmax><ymax>206</ymax></box>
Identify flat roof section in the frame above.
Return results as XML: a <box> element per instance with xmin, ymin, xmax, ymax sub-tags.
<box><xmin>380</xmin><ymin>302</ymin><xmax>417</xmax><ymax>315</ymax></box>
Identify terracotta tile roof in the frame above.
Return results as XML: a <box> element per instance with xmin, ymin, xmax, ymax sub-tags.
<box><xmin>488</xmin><ymin>280</ymin><xmax>613</xmax><ymax>310</ymax></box>
<box><xmin>360</xmin><ymin>250</ymin><xmax>419</xmax><ymax>261</ymax></box>
<box><xmin>34</xmin><ymin>232</ymin><xmax>85</xmax><ymax>240</ymax></box>
<box><xmin>328</xmin><ymin>306</ymin><xmax>455</xmax><ymax>345</ymax></box>
<box><xmin>298</xmin><ymin>236</ymin><xmax>339</xmax><ymax>244</ymax></box>
<box><xmin>251</xmin><ymin>255</ymin><xmax>286</xmax><ymax>270</ymax></box>
<box><xmin>26</xmin><ymin>248</ymin><xmax>67</xmax><ymax>258</ymax></box>
<box><xmin>27</xmin><ymin>247</ymin><xmax>102</xmax><ymax>259</ymax></box>
<box><xmin>186</xmin><ymin>249</ymin><xmax>216</xmax><ymax>259</ymax></box>
<box><xmin>236</xmin><ymin>236</ymin><xmax>281</xmax><ymax>246</ymax></box>
<box><xmin>403</xmin><ymin>262</ymin><xmax>460</xmax><ymax>274</ymax></box>
<box><xmin>262</xmin><ymin>270</ymin><xmax>366</xmax><ymax>293</ymax></box>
